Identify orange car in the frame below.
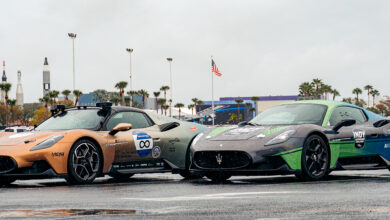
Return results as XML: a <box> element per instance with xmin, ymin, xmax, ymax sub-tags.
<box><xmin>0</xmin><ymin>103</ymin><xmax>206</xmax><ymax>185</ymax></box>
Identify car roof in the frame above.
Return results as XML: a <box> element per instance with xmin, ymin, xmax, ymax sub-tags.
<box><xmin>281</xmin><ymin>100</ymin><xmax>359</xmax><ymax>109</ymax></box>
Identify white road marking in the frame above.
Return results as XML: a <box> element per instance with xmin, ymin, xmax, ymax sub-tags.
<box><xmin>123</xmin><ymin>191</ymin><xmax>300</xmax><ymax>202</ymax></box>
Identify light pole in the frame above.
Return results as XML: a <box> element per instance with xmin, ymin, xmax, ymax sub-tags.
<box><xmin>68</xmin><ymin>33</ymin><xmax>77</xmax><ymax>93</ymax></box>
<box><xmin>167</xmin><ymin>57</ymin><xmax>173</xmax><ymax>116</ymax></box>
<box><xmin>126</xmin><ymin>48</ymin><xmax>133</xmax><ymax>106</ymax></box>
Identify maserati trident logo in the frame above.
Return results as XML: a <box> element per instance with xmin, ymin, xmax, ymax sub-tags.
<box><xmin>216</xmin><ymin>153</ymin><xmax>223</xmax><ymax>165</ymax></box>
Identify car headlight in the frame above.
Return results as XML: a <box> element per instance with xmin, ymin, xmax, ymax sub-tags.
<box><xmin>30</xmin><ymin>136</ymin><xmax>64</xmax><ymax>151</ymax></box>
<box><xmin>265</xmin><ymin>130</ymin><xmax>295</xmax><ymax>146</ymax></box>
<box><xmin>191</xmin><ymin>133</ymin><xmax>204</xmax><ymax>146</ymax></box>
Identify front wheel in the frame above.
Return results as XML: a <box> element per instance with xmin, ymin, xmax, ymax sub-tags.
<box><xmin>66</xmin><ymin>139</ymin><xmax>102</xmax><ymax>185</ymax></box>
<box><xmin>205</xmin><ymin>172</ymin><xmax>232</xmax><ymax>182</ymax></box>
<box><xmin>299</xmin><ymin>135</ymin><xmax>330</xmax><ymax>181</ymax></box>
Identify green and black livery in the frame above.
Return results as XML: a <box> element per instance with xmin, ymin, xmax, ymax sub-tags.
<box><xmin>190</xmin><ymin>100</ymin><xmax>390</xmax><ymax>181</ymax></box>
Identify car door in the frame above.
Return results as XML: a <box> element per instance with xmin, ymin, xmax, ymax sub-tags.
<box><xmin>105</xmin><ymin>111</ymin><xmax>161</xmax><ymax>163</ymax></box>
<box><xmin>328</xmin><ymin>106</ymin><xmax>378</xmax><ymax>158</ymax></box>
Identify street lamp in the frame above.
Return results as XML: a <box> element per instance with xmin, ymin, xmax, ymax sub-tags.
<box><xmin>126</xmin><ymin>48</ymin><xmax>134</xmax><ymax>106</ymax></box>
<box><xmin>68</xmin><ymin>33</ymin><xmax>77</xmax><ymax>93</ymax></box>
<box><xmin>167</xmin><ymin>57</ymin><xmax>173</xmax><ymax>116</ymax></box>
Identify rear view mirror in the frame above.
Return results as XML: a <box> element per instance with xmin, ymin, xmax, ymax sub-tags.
<box><xmin>109</xmin><ymin>123</ymin><xmax>132</xmax><ymax>136</ymax></box>
<box><xmin>333</xmin><ymin>119</ymin><xmax>356</xmax><ymax>132</ymax></box>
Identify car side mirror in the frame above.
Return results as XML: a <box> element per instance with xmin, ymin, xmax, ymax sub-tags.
<box><xmin>109</xmin><ymin>123</ymin><xmax>132</xmax><ymax>136</ymax></box>
<box><xmin>333</xmin><ymin>119</ymin><xmax>356</xmax><ymax>132</ymax></box>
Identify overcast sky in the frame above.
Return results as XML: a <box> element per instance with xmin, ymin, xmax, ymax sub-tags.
<box><xmin>1</xmin><ymin>0</ymin><xmax>390</xmax><ymax>104</ymax></box>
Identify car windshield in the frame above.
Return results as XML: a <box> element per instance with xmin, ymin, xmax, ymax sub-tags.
<box><xmin>35</xmin><ymin>109</ymin><xmax>106</xmax><ymax>131</ymax></box>
<box><xmin>250</xmin><ymin>104</ymin><xmax>327</xmax><ymax>126</ymax></box>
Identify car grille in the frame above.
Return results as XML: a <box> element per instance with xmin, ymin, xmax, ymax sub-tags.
<box><xmin>193</xmin><ymin>151</ymin><xmax>251</xmax><ymax>169</ymax></box>
<box><xmin>0</xmin><ymin>156</ymin><xmax>17</xmax><ymax>173</ymax></box>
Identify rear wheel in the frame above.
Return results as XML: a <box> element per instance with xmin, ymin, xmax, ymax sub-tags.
<box><xmin>299</xmin><ymin>135</ymin><xmax>329</xmax><ymax>181</ymax></box>
<box><xmin>0</xmin><ymin>177</ymin><xmax>15</xmax><ymax>186</ymax></box>
<box><xmin>66</xmin><ymin>139</ymin><xmax>102</xmax><ymax>185</ymax></box>
<box><xmin>205</xmin><ymin>172</ymin><xmax>232</xmax><ymax>182</ymax></box>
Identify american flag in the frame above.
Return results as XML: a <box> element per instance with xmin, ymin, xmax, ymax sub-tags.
<box><xmin>211</xmin><ymin>59</ymin><xmax>222</xmax><ymax>77</ymax></box>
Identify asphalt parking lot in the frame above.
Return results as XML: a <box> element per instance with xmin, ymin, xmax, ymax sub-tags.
<box><xmin>1</xmin><ymin>170</ymin><xmax>390</xmax><ymax>219</ymax></box>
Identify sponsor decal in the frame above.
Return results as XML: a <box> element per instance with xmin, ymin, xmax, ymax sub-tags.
<box><xmin>132</xmin><ymin>131</ymin><xmax>154</xmax><ymax>157</ymax></box>
<box><xmin>52</xmin><ymin>152</ymin><xmax>64</xmax><ymax>157</ymax></box>
<box><xmin>105</xmin><ymin>142</ymin><xmax>128</xmax><ymax>147</ymax></box>
<box><xmin>152</xmin><ymin>146</ymin><xmax>161</xmax><ymax>158</ymax></box>
<box><xmin>352</xmin><ymin>129</ymin><xmax>365</xmax><ymax>148</ymax></box>
<box><xmin>190</xmin><ymin>126</ymin><xmax>197</xmax><ymax>131</ymax></box>
<box><xmin>384</xmin><ymin>143</ymin><xmax>390</xmax><ymax>149</ymax></box>
<box><xmin>9</xmin><ymin>132</ymin><xmax>34</xmax><ymax>139</ymax></box>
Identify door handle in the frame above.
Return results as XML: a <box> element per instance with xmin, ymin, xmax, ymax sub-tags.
<box><xmin>153</xmin><ymin>138</ymin><xmax>160</xmax><ymax>142</ymax></box>
<box><xmin>371</xmin><ymin>134</ymin><xmax>379</xmax><ymax>138</ymax></box>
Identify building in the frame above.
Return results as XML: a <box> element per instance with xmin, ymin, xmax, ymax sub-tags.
<box><xmin>16</xmin><ymin>70</ymin><xmax>24</xmax><ymax>107</ymax></box>
<box><xmin>42</xmin><ymin>57</ymin><xmax>50</xmax><ymax>96</ymax></box>
<box><xmin>1</xmin><ymin>61</ymin><xmax>7</xmax><ymax>103</ymax></box>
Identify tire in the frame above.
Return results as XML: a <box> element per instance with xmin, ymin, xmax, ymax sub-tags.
<box><xmin>300</xmin><ymin>134</ymin><xmax>330</xmax><ymax>181</ymax></box>
<box><xmin>179</xmin><ymin>145</ymin><xmax>204</xmax><ymax>179</ymax></box>
<box><xmin>109</xmin><ymin>173</ymin><xmax>134</xmax><ymax>180</ymax></box>
<box><xmin>66</xmin><ymin>139</ymin><xmax>102</xmax><ymax>185</ymax></box>
<box><xmin>0</xmin><ymin>177</ymin><xmax>15</xmax><ymax>186</ymax></box>
<box><xmin>205</xmin><ymin>172</ymin><xmax>232</xmax><ymax>182</ymax></box>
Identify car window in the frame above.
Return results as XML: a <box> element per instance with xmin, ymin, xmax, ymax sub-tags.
<box><xmin>329</xmin><ymin>106</ymin><xmax>366</xmax><ymax>126</ymax></box>
<box><xmin>106</xmin><ymin>111</ymin><xmax>152</xmax><ymax>130</ymax></box>
<box><xmin>17</xmin><ymin>129</ymin><xmax>25</xmax><ymax>133</ymax></box>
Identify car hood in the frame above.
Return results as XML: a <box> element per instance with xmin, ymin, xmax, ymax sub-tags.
<box><xmin>0</xmin><ymin>131</ymin><xmax>66</xmax><ymax>146</ymax></box>
<box><xmin>204</xmin><ymin>125</ymin><xmax>291</xmax><ymax>141</ymax></box>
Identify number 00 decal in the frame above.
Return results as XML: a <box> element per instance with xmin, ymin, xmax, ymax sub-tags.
<box><xmin>132</xmin><ymin>131</ymin><xmax>154</xmax><ymax>157</ymax></box>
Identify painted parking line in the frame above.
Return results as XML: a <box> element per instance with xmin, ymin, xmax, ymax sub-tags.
<box><xmin>123</xmin><ymin>191</ymin><xmax>301</xmax><ymax>202</ymax></box>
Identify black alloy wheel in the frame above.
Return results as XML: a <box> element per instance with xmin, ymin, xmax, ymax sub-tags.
<box><xmin>299</xmin><ymin>134</ymin><xmax>329</xmax><ymax>181</ymax></box>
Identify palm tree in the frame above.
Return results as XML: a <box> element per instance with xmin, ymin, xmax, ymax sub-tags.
<box><xmin>175</xmin><ymin>103</ymin><xmax>184</xmax><ymax>120</ymax></box>
<box><xmin>127</xmin><ymin>90</ymin><xmax>138</xmax><ymax>107</ymax></box>
<box><xmin>115</xmin><ymin>81</ymin><xmax>128</xmax><ymax>106</ymax></box>
<box><xmin>7</xmin><ymin>99</ymin><xmax>16</xmax><ymax>123</ymax></box>
<box><xmin>0</xmin><ymin>83</ymin><xmax>12</xmax><ymax>126</ymax></box>
<box><xmin>93</xmin><ymin>89</ymin><xmax>109</xmax><ymax>103</ymax></box>
<box><xmin>48</xmin><ymin>90</ymin><xmax>60</xmax><ymax>106</ymax></box>
<box><xmin>39</xmin><ymin>95</ymin><xmax>51</xmax><ymax>118</ymax></box>
<box><xmin>153</xmin><ymin>91</ymin><xmax>161</xmax><ymax>113</ymax></box>
<box><xmin>364</xmin><ymin>85</ymin><xmax>373</xmax><ymax>107</ymax></box>
<box><xmin>160</xmin><ymin>86</ymin><xmax>170</xmax><ymax>100</ymax></box>
<box><xmin>73</xmin><ymin>90</ymin><xmax>82</xmax><ymax>107</ymax></box>
<box><xmin>342</xmin><ymin>97</ymin><xmax>353</xmax><ymax>104</ymax></box>
<box><xmin>192</xmin><ymin>98</ymin><xmax>199</xmax><ymax>114</ymax></box>
<box><xmin>62</xmin><ymin>90</ymin><xmax>71</xmax><ymax>100</ymax></box>
<box><xmin>110</xmin><ymin>96</ymin><xmax>120</xmax><ymax>106</ymax></box>
<box><xmin>157</xmin><ymin>98</ymin><xmax>167</xmax><ymax>115</ymax></box>
<box><xmin>299</xmin><ymin>82</ymin><xmax>314</xmax><ymax>98</ymax></box>
<box><xmin>312</xmin><ymin>78</ymin><xmax>323</xmax><ymax>98</ymax></box>
<box><xmin>197</xmin><ymin>100</ymin><xmax>203</xmax><ymax>114</ymax></box>
<box><xmin>168</xmin><ymin>99</ymin><xmax>173</xmax><ymax>116</ymax></box>
<box><xmin>163</xmin><ymin>105</ymin><xmax>169</xmax><ymax>116</ymax></box>
<box><xmin>251</xmin><ymin>96</ymin><xmax>259</xmax><ymax>116</ymax></box>
<box><xmin>352</xmin><ymin>88</ymin><xmax>363</xmax><ymax>101</ymax></box>
<box><xmin>331</xmin><ymin>89</ymin><xmax>340</xmax><ymax>101</ymax></box>
<box><xmin>235</xmin><ymin>99</ymin><xmax>243</xmax><ymax>123</ymax></box>
<box><xmin>137</xmin><ymin>89</ymin><xmax>149</xmax><ymax>109</ymax></box>
<box><xmin>321</xmin><ymin>84</ymin><xmax>332</xmax><ymax>100</ymax></box>
<box><xmin>370</xmin><ymin>89</ymin><xmax>380</xmax><ymax>106</ymax></box>
<box><xmin>187</xmin><ymin>104</ymin><xmax>195</xmax><ymax>115</ymax></box>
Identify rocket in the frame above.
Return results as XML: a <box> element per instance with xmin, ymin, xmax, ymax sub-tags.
<box><xmin>43</xmin><ymin>57</ymin><xmax>50</xmax><ymax>96</ymax></box>
<box><xmin>16</xmin><ymin>70</ymin><xmax>24</xmax><ymax>107</ymax></box>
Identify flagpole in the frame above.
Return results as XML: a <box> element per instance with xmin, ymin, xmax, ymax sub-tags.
<box><xmin>211</xmin><ymin>56</ymin><xmax>215</xmax><ymax>127</ymax></box>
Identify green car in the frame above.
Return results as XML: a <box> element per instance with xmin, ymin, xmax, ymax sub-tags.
<box><xmin>190</xmin><ymin>100</ymin><xmax>388</xmax><ymax>182</ymax></box>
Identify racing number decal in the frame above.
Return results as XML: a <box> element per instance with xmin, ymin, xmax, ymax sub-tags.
<box><xmin>353</xmin><ymin>129</ymin><xmax>365</xmax><ymax>149</ymax></box>
<box><xmin>132</xmin><ymin>131</ymin><xmax>154</xmax><ymax>157</ymax></box>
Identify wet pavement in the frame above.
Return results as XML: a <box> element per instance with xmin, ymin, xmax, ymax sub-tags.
<box><xmin>1</xmin><ymin>170</ymin><xmax>390</xmax><ymax>219</ymax></box>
